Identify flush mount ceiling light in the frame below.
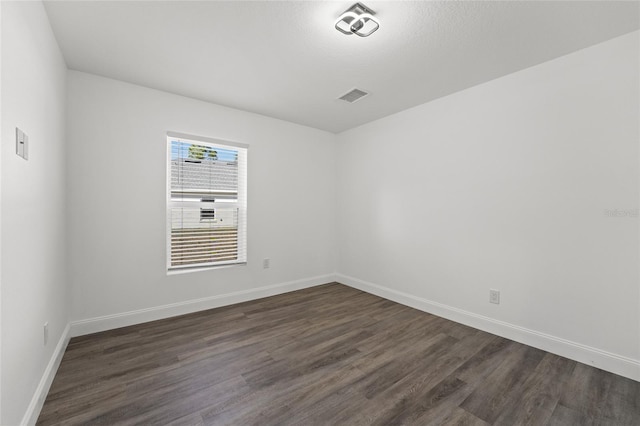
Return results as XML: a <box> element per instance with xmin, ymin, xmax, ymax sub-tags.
<box><xmin>335</xmin><ymin>2</ymin><xmax>379</xmax><ymax>37</ymax></box>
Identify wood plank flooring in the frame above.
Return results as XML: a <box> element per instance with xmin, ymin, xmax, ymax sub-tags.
<box><xmin>38</xmin><ymin>283</ymin><xmax>640</xmax><ymax>425</ymax></box>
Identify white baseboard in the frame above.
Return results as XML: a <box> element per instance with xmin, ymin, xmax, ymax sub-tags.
<box><xmin>336</xmin><ymin>273</ymin><xmax>640</xmax><ymax>382</ymax></box>
<box><xmin>70</xmin><ymin>274</ymin><xmax>336</xmax><ymax>337</ymax></box>
<box><xmin>21</xmin><ymin>323</ymin><xmax>71</xmax><ymax>426</ymax></box>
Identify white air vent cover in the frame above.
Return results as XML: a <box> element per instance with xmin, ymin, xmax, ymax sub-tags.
<box><xmin>338</xmin><ymin>88</ymin><xmax>369</xmax><ymax>103</ymax></box>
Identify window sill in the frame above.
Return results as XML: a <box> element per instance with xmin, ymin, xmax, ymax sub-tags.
<box><xmin>167</xmin><ymin>262</ymin><xmax>247</xmax><ymax>276</ymax></box>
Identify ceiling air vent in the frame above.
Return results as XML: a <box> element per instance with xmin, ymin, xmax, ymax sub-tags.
<box><xmin>338</xmin><ymin>88</ymin><xmax>369</xmax><ymax>103</ymax></box>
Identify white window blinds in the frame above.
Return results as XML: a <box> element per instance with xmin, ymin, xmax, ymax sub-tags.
<box><xmin>167</xmin><ymin>133</ymin><xmax>247</xmax><ymax>270</ymax></box>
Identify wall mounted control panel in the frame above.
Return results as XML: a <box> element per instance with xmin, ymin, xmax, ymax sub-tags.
<box><xmin>16</xmin><ymin>127</ymin><xmax>29</xmax><ymax>160</ymax></box>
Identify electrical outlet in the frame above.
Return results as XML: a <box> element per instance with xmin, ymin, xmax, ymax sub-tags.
<box><xmin>44</xmin><ymin>322</ymin><xmax>49</xmax><ymax>346</ymax></box>
<box><xmin>263</xmin><ymin>258</ymin><xmax>270</xmax><ymax>269</ymax></box>
<box><xmin>489</xmin><ymin>289</ymin><xmax>500</xmax><ymax>305</ymax></box>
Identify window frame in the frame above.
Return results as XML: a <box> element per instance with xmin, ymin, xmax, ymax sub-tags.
<box><xmin>166</xmin><ymin>131</ymin><xmax>248</xmax><ymax>273</ymax></box>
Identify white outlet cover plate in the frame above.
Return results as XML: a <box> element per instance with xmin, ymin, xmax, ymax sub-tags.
<box><xmin>490</xmin><ymin>289</ymin><xmax>500</xmax><ymax>304</ymax></box>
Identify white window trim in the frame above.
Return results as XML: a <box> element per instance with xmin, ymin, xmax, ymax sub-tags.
<box><xmin>166</xmin><ymin>132</ymin><xmax>248</xmax><ymax>273</ymax></box>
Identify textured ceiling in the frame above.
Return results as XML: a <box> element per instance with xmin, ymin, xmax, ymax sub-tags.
<box><xmin>44</xmin><ymin>1</ymin><xmax>640</xmax><ymax>133</ymax></box>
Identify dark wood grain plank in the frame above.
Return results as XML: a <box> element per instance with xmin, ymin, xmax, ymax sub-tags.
<box><xmin>441</xmin><ymin>407</ymin><xmax>491</xmax><ymax>425</ymax></box>
<box><xmin>493</xmin><ymin>353</ymin><xmax>576</xmax><ymax>426</ymax></box>
<box><xmin>546</xmin><ymin>404</ymin><xmax>597</xmax><ymax>426</ymax></box>
<box><xmin>557</xmin><ymin>362</ymin><xmax>640</xmax><ymax>425</ymax></box>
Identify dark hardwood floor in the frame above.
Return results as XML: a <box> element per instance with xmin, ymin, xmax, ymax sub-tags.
<box><xmin>38</xmin><ymin>283</ymin><xmax>640</xmax><ymax>425</ymax></box>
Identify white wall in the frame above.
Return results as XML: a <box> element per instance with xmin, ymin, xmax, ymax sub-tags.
<box><xmin>337</xmin><ymin>32</ymin><xmax>640</xmax><ymax>376</ymax></box>
<box><xmin>1</xmin><ymin>2</ymin><xmax>69</xmax><ymax>425</ymax></box>
<box><xmin>67</xmin><ymin>71</ymin><xmax>336</xmax><ymax>327</ymax></box>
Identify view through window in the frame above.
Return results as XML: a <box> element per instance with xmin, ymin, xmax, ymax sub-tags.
<box><xmin>167</xmin><ymin>133</ymin><xmax>247</xmax><ymax>270</ymax></box>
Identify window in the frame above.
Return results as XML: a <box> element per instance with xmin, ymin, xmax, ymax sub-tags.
<box><xmin>167</xmin><ymin>132</ymin><xmax>247</xmax><ymax>270</ymax></box>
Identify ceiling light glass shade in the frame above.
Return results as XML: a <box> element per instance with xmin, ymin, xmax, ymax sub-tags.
<box><xmin>335</xmin><ymin>11</ymin><xmax>360</xmax><ymax>35</ymax></box>
<box><xmin>350</xmin><ymin>13</ymin><xmax>379</xmax><ymax>37</ymax></box>
<box><xmin>335</xmin><ymin>3</ymin><xmax>379</xmax><ymax>37</ymax></box>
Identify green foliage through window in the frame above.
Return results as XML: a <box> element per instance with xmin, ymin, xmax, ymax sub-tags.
<box><xmin>188</xmin><ymin>144</ymin><xmax>218</xmax><ymax>160</ymax></box>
